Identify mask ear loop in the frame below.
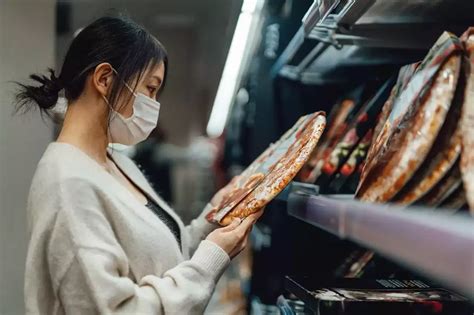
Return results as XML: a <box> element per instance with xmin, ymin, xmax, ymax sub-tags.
<box><xmin>111</xmin><ymin>67</ymin><xmax>138</xmax><ymax>97</ymax></box>
<box><xmin>104</xmin><ymin>67</ymin><xmax>135</xmax><ymax>116</ymax></box>
<box><xmin>101</xmin><ymin>94</ymin><xmax>117</xmax><ymax>145</ymax></box>
<box><xmin>110</xmin><ymin>67</ymin><xmax>141</xmax><ymax>125</ymax></box>
<box><xmin>103</xmin><ymin>68</ymin><xmax>120</xmax><ymax>146</ymax></box>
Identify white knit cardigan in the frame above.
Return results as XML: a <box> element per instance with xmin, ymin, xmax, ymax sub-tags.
<box><xmin>24</xmin><ymin>142</ymin><xmax>229</xmax><ymax>314</ymax></box>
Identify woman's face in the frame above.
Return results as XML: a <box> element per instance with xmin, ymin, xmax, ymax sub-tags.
<box><xmin>115</xmin><ymin>61</ymin><xmax>165</xmax><ymax>118</ymax></box>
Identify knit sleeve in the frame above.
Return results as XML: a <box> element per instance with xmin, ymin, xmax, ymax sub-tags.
<box><xmin>55</xmin><ymin>178</ymin><xmax>230</xmax><ymax>315</ymax></box>
<box><xmin>184</xmin><ymin>203</ymin><xmax>221</xmax><ymax>254</ymax></box>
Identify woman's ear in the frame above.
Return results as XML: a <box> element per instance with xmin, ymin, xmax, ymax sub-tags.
<box><xmin>92</xmin><ymin>63</ymin><xmax>114</xmax><ymax>97</ymax></box>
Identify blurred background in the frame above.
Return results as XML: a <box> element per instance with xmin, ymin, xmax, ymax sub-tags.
<box><xmin>2</xmin><ymin>0</ymin><xmax>474</xmax><ymax>314</ymax></box>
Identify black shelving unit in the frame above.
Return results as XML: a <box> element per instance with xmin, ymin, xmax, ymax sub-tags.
<box><xmin>272</xmin><ymin>0</ymin><xmax>474</xmax><ymax>84</ymax></box>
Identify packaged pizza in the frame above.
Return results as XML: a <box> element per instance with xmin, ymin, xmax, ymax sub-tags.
<box><xmin>439</xmin><ymin>184</ymin><xmax>467</xmax><ymax>212</ymax></box>
<box><xmin>460</xmin><ymin>28</ymin><xmax>474</xmax><ymax>213</ymax></box>
<box><xmin>323</xmin><ymin>99</ymin><xmax>357</xmax><ymax>145</ymax></box>
<box><xmin>299</xmin><ymin>99</ymin><xmax>355</xmax><ymax>182</ymax></box>
<box><xmin>415</xmin><ymin>160</ymin><xmax>462</xmax><ymax>208</ymax></box>
<box><xmin>207</xmin><ymin>112</ymin><xmax>326</xmax><ymax>225</ymax></box>
<box><xmin>342</xmin><ymin>161</ymin><xmax>366</xmax><ymax>194</ymax></box>
<box><xmin>361</xmin><ymin>62</ymin><xmax>420</xmax><ymax>185</ymax></box>
<box><xmin>392</xmin><ymin>68</ymin><xmax>464</xmax><ymax>204</ymax></box>
<box><xmin>305</xmin><ymin>99</ymin><xmax>359</xmax><ymax>183</ymax></box>
<box><xmin>315</xmin><ymin>77</ymin><xmax>395</xmax><ymax>190</ymax></box>
<box><xmin>356</xmin><ymin>32</ymin><xmax>463</xmax><ymax>202</ymax></box>
<box><xmin>328</xmin><ymin>128</ymin><xmax>373</xmax><ymax>194</ymax></box>
<box><xmin>306</xmin><ymin>85</ymin><xmax>369</xmax><ymax>183</ymax></box>
<box><xmin>206</xmin><ymin>114</ymin><xmax>314</xmax><ymax>223</ymax></box>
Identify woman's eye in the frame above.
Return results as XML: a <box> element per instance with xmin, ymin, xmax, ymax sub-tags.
<box><xmin>147</xmin><ymin>86</ymin><xmax>157</xmax><ymax>95</ymax></box>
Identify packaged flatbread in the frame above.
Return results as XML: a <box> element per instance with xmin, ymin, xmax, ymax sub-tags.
<box><xmin>328</xmin><ymin>128</ymin><xmax>374</xmax><ymax>194</ymax></box>
<box><xmin>356</xmin><ymin>32</ymin><xmax>463</xmax><ymax>202</ymax></box>
<box><xmin>439</xmin><ymin>184</ymin><xmax>467</xmax><ymax>211</ymax></box>
<box><xmin>415</xmin><ymin>160</ymin><xmax>462</xmax><ymax>207</ymax></box>
<box><xmin>392</xmin><ymin>62</ymin><xmax>464</xmax><ymax>204</ymax></box>
<box><xmin>460</xmin><ymin>28</ymin><xmax>474</xmax><ymax>213</ymax></box>
<box><xmin>206</xmin><ymin>114</ymin><xmax>313</xmax><ymax>223</ymax></box>
<box><xmin>304</xmin><ymin>99</ymin><xmax>359</xmax><ymax>183</ymax></box>
<box><xmin>299</xmin><ymin>99</ymin><xmax>355</xmax><ymax>182</ymax></box>
<box><xmin>306</xmin><ymin>86</ymin><xmax>367</xmax><ymax>183</ymax></box>
<box><xmin>207</xmin><ymin>112</ymin><xmax>326</xmax><ymax>225</ymax></box>
<box><xmin>361</xmin><ymin>62</ymin><xmax>420</xmax><ymax>185</ymax></box>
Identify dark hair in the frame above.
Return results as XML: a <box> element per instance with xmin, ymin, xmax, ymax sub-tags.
<box><xmin>15</xmin><ymin>16</ymin><xmax>168</xmax><ymax>117</ymax></box>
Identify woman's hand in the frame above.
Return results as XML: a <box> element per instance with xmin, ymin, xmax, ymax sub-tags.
<box><xmin>206</xmin><ymin>210</ymin><xmax>263</xmax><ymax>259</ymax></box>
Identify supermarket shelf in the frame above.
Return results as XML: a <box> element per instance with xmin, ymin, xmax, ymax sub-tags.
<box><xmin>287</xmin><ymin>191</ymin><xmax>474</xmax><ymax>300</ymax></box>
<box><xmin>302</xmin><ymin>0</ymin><xmax>375</xmax><ymax>35</ymax></box>
<box><xmin>271</xmin><ymin>0</ymin><xmax>374</xmax><ymax>79</ymax></box>
<box><xmin>270</xmin><ymin>26</ymin><xmax>307</xmax><ymax>78</ymax></box>
<box><xmin>273</xmin><ymin>0</ymin><xmax>474</xmax><ymax>84</ymax></box>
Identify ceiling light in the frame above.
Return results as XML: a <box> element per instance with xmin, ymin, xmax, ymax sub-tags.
<box><xmin>206</xmin><ymin>0</ymin><xmax>264</xmax><ymax>138</ymax></box>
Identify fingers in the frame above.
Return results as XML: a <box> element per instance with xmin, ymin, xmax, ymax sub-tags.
<box><xmin>220</xmin><ymin>217</ymin><xmax>242</xmax><ymax>232</ymax></box>
<box><xmin>235</xmin><ymin>214</ymin><xmax>257</xmax><ymax>233</ymax></box>
<box><xmin>231</xmin><ymin>206</ymin><xmax>265</xmax><ymax>233</ymax></box>
<box><xmin>245</xmin><ymin>209</ymin><xmax>264</xmax><ymax>222</ymax></box>
<box><xmin>222</xmin><ymin>206</ymin><xmax>265</xmax><ymax>237</ymax></box>
<box><xmin>249</xmin><ymin>210</ymin><xmax>264</xmax><ymax>221</ymax></box>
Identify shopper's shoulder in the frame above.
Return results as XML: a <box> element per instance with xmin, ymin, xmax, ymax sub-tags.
<box><xmin>33</xmin><ymin>142</ymin><xmax>104</xmax><ymax>189</ymax></box>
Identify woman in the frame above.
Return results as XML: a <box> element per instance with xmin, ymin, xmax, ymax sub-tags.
<box><xmin>17</xmin><ymin>16</ymin><xmax>261</xmax><ymax>314</ymax></box>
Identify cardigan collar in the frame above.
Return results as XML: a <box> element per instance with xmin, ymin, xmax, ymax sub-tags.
<box><xmin>106</xmin><ymin>147</ymin><xmax>185</xmax><ymax>231</ymax></box>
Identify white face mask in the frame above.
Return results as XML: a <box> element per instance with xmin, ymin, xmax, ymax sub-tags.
<box><xmin>103</xmin><ymin>70</ymin><xmax>161</xmax><ymax>145</ymax></box>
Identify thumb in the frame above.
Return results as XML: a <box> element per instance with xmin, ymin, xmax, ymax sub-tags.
<box><xmin>221</xmin><ymin>217</ymin><xmax>242</xmax><ymax>231</ymax></box>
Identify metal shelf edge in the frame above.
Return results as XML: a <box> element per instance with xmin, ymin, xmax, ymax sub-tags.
<box><xmin>287</xmin><ymin>192</ymin><xmax>474</xmax><ymax>300</ymax></box>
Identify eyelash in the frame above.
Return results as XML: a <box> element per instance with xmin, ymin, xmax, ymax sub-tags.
<box><xmin>147</xmin><ymin>86</ymin><xmax>157</xmax><ymax>94</ymax></box>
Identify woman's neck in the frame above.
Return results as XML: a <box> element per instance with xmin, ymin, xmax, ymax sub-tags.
<box><xmin>57</xmin><ymin>97</ymin><xmax>110</xmax><ymax>165</ymax></box>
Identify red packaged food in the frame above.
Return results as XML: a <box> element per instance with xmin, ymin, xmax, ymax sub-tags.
<box><xmin>316</xmin><ymin>78</ymin><xmax>395</xmax><ymax>190</ymax></box>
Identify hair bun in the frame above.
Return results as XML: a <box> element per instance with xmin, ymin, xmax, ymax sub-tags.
<box><xmin>15</xmin><ymin>68</ymin><xmax>63</xmax><ymax>112</ymax></box>
<box><xmin>30</xmin><ymin>68</ymin><xmax>63</xmax><ymax>94</ymax></box>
